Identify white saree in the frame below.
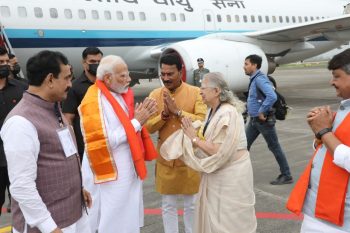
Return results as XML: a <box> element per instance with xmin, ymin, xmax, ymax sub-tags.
<box><xmin>160</xmin><ymin>104</ymin><xmax>257</xmax><ymax>233</ymax></box>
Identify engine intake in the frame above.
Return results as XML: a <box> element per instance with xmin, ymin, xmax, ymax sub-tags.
<box><xmin>160</xmin><ymin>39</ymin><xmax>269</xmax><ymax>92</ymax></box>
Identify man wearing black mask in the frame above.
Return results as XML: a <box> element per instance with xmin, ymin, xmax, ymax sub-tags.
<box><xmin>8</xmin><ymin>54</ymin><xmax>29</xmax><ymax>89</ymax></box>
<box><xmin>62</xmin><ymin>47</ymin><xmax>103</xmax><ymax>161</ymax></box>
<box><xmin>0</xmin><ymin>47</ymin><xmax>26</xmax><ymax>215</ymax></box>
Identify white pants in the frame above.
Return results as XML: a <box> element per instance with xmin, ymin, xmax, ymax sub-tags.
<box><xmin>14</xmin><ymin>211</ymin><xmax>91</xmax><ymax>233</ymax></box>
<box><xmin>82</xmin><ymin>155</ymin><xmax>144</xmax><ymax>233</ymax></box>
<box><xmin>161</xmin><ymin>194</ymin><xmax>196</xmax><ymax>233</ymax></box>
<box><xmin>301</xmin><ymin>214</ymin><xmax>348</xmax><ymax>233</ymax></box>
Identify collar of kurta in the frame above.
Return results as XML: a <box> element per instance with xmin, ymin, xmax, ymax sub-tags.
<box><xmin>168</xmin><ymin>81</ymin><xmax>185</xmax><ymax>95</ymax></box>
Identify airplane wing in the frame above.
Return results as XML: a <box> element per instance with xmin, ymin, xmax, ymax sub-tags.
<box><xmin>244</xmin><ymin>14</ymin><xmax>350</xmax><ymax>42</ymax></box>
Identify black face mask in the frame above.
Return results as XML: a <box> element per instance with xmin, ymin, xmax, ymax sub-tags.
<box><xmin>88</xmin><ymin>63</ymin><xmax>99</xmax><ymax>76</ymax></box>
<box><xmin>12</xmin><ymin>64</ymin><xmax>21</xmax><ymax>75</ymax></box>
<box><xmin>0</xmin><ymin>65</ymin><xmax>10</xmax><ymax>79</ymax></box>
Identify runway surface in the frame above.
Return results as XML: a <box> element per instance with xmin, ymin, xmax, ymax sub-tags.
<box><xmin>0</xmin><ymin>66</ymin><xmax>339</xmax><ymax>233</ymax></box>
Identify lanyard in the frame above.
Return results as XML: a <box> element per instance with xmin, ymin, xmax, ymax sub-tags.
<box><xmin>54</xmin><ymin>102</ymin><xmax>64</xmax><ymax>128</ymax></box>
<box><xmin>203</xmin><ymin>103</ymin><xmax>221</xmax><ymax>135</ymax></box>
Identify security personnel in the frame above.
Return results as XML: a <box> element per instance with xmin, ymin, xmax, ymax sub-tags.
<box><xmin>62</xmin><ymin>47</ymin><xmax>103</xmax><ymax>160</ymax></box>
<box><xmin>192</xmin><ymin>58</ymin><xmax>209</xmax><ymax>87</ymax></box>
<box><xmin>0</xmin><ymin>47</ymin><xmax>25</xmax><ymax>215</ymax></box>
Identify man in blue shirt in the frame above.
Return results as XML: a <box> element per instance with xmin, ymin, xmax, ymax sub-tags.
<box><xmin>244</xmin><ymin>54</ymin><xmax>293</xmax><ymax>185</ymax></box>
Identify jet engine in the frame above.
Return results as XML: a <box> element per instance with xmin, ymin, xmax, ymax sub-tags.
<box><xmin>160</xmin><ymin>39</ymin><xmax>269</xmax><ymax>92</ymax></box>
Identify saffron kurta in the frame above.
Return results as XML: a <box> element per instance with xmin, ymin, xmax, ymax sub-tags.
<box><xmin>160</xmin><ymin>104</ymin><xmax>257</xmax><ymax>233</ymax></box>
<box><xmin>145</xmin><ymin>82</ymin><xmax>207</xmax><ymax>194</ymax></box>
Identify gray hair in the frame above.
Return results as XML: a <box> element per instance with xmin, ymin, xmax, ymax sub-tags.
<box><xmin>203</xmin><ymin>72</ymin><xmax>246</xmax><ymax>113</ymax></box>
<box><xmin>343</xmin><ymin>64</ymin><xmax>350</xmax><ymax>75</ymax></box>
<box><xmin>96</xmin><ymin>55</ymin><xmax>126</xmax><ymax>80</ymax></box>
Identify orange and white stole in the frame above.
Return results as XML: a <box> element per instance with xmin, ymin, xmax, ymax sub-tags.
<box><xmin>287</xmin><ymin>112</ymin><xmax>350</xmax><ymax>226</ymax></box>
<box><xmin>79</xmin><ymin>80</ymin><xmax>157</xmax><ymax>183</ymax></box>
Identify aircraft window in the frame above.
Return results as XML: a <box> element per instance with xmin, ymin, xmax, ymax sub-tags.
<box><xmin>217</xmin><ymin>15</ymin><xmax>222</xmax><ymax>22</ymax></box>
<box><xmin>258</xmin><ymin>15</ymin><xmax>262</xmax><ymax>23</ymax></box>
<box><xmin>116</xmin><ymin>11</ymin><xmax>123</xmax><ymax>20</ymax></box>
<box><xmin>0</xmin><ymin>6</ymin><xmax>10</xmax><ymax>18</ymax></box>
<box><xmin>170</xmin><ymin>13</ymin><xmax>176</xmax><ymax>21</ymax></box>
<box><xmin>304</xmin><ymin>16</ymin><xmax>308</xmax><ymax>22</ymax></box>
<box><xmin>279</xmin><ymin>16</ymin><xmax>283</xmax><ymax>23</ymax></box>
<box><xmin>179</xmin><ymin>13</ymin><xmax>185</xmax><ymax>22</ymax></box>
<box><xmin>316</xmin><ymin>16</ymin><xmax>320</xmax><ymax>20</ymax></box>
<box><xmin>272</xmin><ymin>16</ymin><xmax>276</xmax><ymax>23</ymax></box>
<box><xmin>128</xmin><ymin>12</ymin><xmax>135</xmax><ymax>21</ymax></box>
<box><xmin>285</xmin><ymin>16</ymin><xmax>289</xmax><ymax>23</ymax></box>
<box><xmin>17</xmin><ymin>7</ymin><xmax>27</xmax><ymax>18</ymax></box>
<box><xmin>161</xmin><ymin>13</ymin><xmax>167</xmax><ymax>21</ymax></box>
<box><xmin>298</xmin><ymin>16</ymin><xmax>302</xmax><ymax>23</ymax></box>
<box><xmin>50</xmin><ymin>8</ymin><xmax>58</xmax><ymax>19</ymax></box>
<box><xmin>322</xmin><ymin>16</ymin><xmax>325</xmax><ymax>19</ymax></box>
<box><xmin>251</xmin><ymin>15</ymin><xmax>255</xmax><ymax>23</ymax></box>
<box><xmin>104</xmin><ymin>11</ymin><xmax>111</xmax><ymax>20</ymax></box>
<box><xmin>235</xmin><ymin>15</ymin><xmax>240</xmax><ymax>22</ymax></box>
<box><xmin>292</xmin><ymin>16</ymin><xmax>296</xmax><ymax>23</ymax></box>
<box><xmin>139</xmin><ymin>12</ymin><xmax>146</xmax><ymax>21</ymax></box>
<box><xmin>310</xmin><ymin>16</ymin><xmax>314</xmax><ymax>21</ymax></box>
<box><xmin>265</xmin><ymin>16</ymin><xmax>269</xmax><ymax>23</ymax></box>
<box><xmin>34</xmin><ymin>7</ymin><xmax>43</xmax><ymax>18</ymax></box>
<box><xmin>243</xmin><ymin>15</ymin><xmax>248</xmax><ymax>23</ymax></box>
<box><xmin>64</xmin><ymin>9</ymin><xmax>72</xmax><ymax>19</ymax></box>
<box><xmin>226</xmin><ymin>15</ymin><xmax>231</xmax><ymax>23</ymax></box>
<box><xmin>78</xmin><ymin>9</ymin><xmax>86</xmax><ymax>19</ymax></box>
<box><xmin>91</xmin><ymin>10</ymin><xmax>99</xmax><ymax>20</ymax></box>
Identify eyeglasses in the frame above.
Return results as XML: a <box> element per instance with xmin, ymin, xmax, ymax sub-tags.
<box><xmin>200</xmin><ymin>86</ymin><xmax>216</xmax><ymax>90</ymax></box>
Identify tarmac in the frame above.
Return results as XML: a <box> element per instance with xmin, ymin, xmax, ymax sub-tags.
<box><xmin>0</xmin><ymin>66</ymin><xmax>340</xmax><ymax>233</ymax></box>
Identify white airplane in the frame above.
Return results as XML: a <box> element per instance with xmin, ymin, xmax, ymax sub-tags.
<box><xmin>1</xmin><ymin>0</ymin><xmax>350</xmax><ymax>91</ymax></box>
<box><xmin>303</xmin><ymin>43</ymin><xmax>350</xmax><ymax>62</ymax></box>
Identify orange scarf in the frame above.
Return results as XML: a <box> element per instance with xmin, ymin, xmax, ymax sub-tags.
<box><xmin>79</xmin><ymin>80</ymin><xmax>157</xmax><ymax>183</ymax></box>
<box><xmin>286</xmin><ymin>112</ymin><xmax>350</xmax><ymax>226</ymax></box>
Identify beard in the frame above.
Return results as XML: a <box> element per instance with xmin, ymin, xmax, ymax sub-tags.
<box><xmin>111</xmin><ymin>83</ymin><xmax>129</xmax><ymax>94</ymax></box>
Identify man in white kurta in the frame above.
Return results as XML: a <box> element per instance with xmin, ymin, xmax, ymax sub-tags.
<box><xmin>82</xmin><ymin>93</ymin><xmax>144</xmax><ymax>233</ymax></box>
<box><xmin>79</xmin><ymin>55</ymin><xmax>157</xmax><ymax>233</ymax></box>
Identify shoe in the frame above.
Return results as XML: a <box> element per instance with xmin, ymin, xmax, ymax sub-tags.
<box><xmin>270</xmin><ymin>174</ymin><xmax>293</xmax><ymax>185</ymax></box>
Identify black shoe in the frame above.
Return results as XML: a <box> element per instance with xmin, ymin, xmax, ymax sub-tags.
<box><xmin>270</xmin><ymin>174</ymin><xmax>293</xmax><ymax>185</ymax></box>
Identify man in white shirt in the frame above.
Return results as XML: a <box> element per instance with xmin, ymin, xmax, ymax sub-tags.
<box><xmin>1</xmin><ymin>50</ymin><xmax>92</xmax><ymax>233</ymax></box>
<box><xmin>287</xmin><ymin>48</ymin><xmax>350</xmax><ymax>233</ymax></box>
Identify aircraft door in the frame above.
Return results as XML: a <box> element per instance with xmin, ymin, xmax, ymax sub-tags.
<box><xmin>202</xmin><ymin>10</ymin><xmax>216</xmax><ymax>32</ymax></box>
<box><xmin>0</xmin><ymin>23</ymin><xmax>14</xmax><ymax>54</ymax></box>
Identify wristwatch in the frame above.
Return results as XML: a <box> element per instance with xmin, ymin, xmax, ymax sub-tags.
<box><xmin>315</xmin><ymin>128</ymin><xmax>332</xmax><ymax>140</ymax></box>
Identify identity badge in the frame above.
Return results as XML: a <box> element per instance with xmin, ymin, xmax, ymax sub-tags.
<box><xmin>56</xmin><ymin>127</ymin><xmax>78</xmax><ymax>158</ymax></box>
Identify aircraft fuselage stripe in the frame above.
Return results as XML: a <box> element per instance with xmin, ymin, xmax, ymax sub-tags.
<box><xmin>3</xmin><ymin>29</ymin><xmax>329</xmax><ymax>48</ymax></box>
<box><xmin>8</xmin><ymin>38</ymin><xmax>193</xmax><ymax>48</ymax></box>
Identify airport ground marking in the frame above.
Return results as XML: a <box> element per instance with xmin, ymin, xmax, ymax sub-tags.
<box><xmin>144</xmin><ymin>209</ymin><xmax>303</xmax><ymax>221</ymax></box>
<box><xmin>0</xmin><ymin>226</ymin><xmax>11</xmax><ymax>233</ymax></box>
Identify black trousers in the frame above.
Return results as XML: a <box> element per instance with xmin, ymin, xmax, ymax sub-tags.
<box><xmin>0</xmin><ymin>166</ymin><xmax>10</xmax><ymax>215</ymax></box>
